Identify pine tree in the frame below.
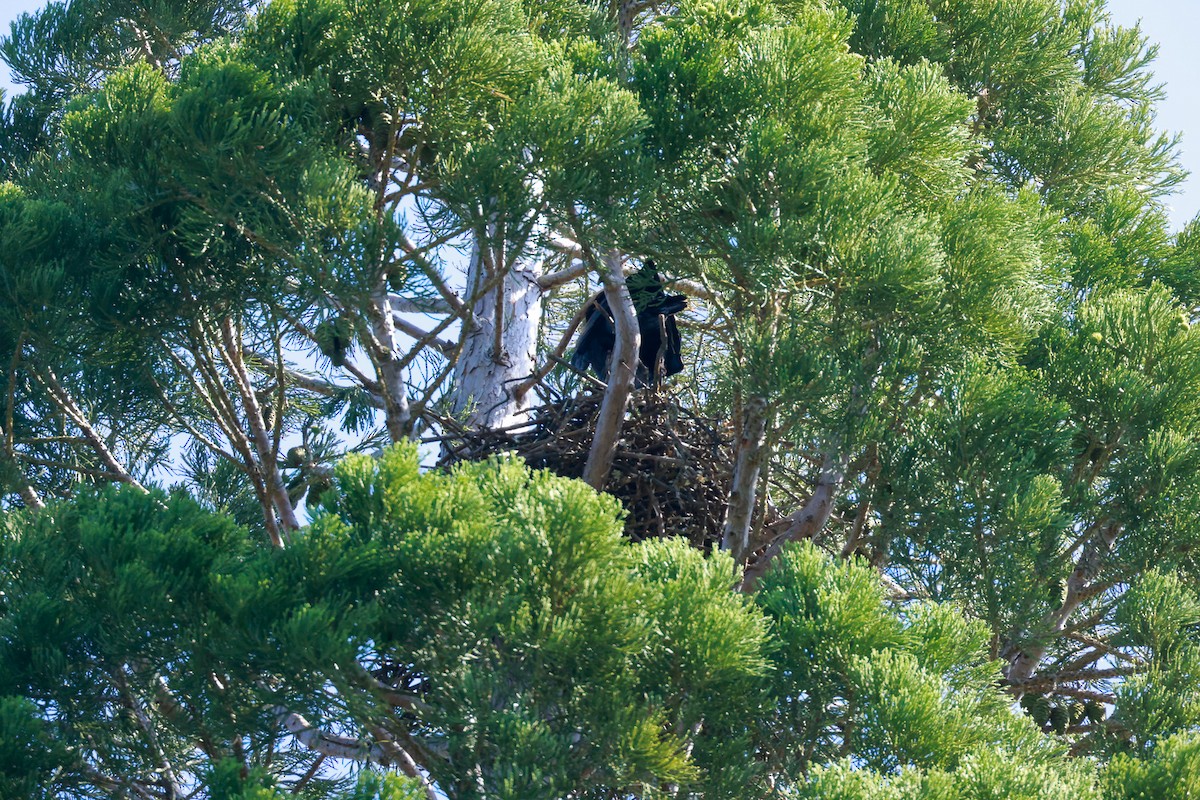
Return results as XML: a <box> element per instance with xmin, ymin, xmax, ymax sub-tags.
<box><xmin>2</xmin><ymin>0</ymin><xmax>1200</xmax><ymax>797</ymax></box>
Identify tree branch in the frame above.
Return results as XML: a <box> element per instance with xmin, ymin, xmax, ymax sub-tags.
<box><xmin>740</xmin><ymin>448</ymin><xmax>848</xmax><ymax>591</ymax></box>
<box><xmin>582</xmin><ymin>249</ymin><xmax>639</xmax><ymax>490</ymax></box>
<box><xmin>391</xmin><ymin>314</ymin><xmax>456</xmax><ymax>355</ymax></box>
<box><xmin>33</xmin><ymin>364</ymin><xmax>145</xmax><ymax>492</ymax></box>
<box><xmin>388</xmin><ymin>293</ymin><xmax>454</xmax><ymax>315</ymax></box>
<box><xmin>365</xmin><ymin>286</ymin><xmax>414</xmax><ymax>441</ymax></box>
<box><xmin>218</xmin><ymin>318</ymin><xmax>299</xmax><ymax>539</ymax></box>
<box><xmin>275</xmin><ymin>708</ymin><xmax>391</xmax><ymax>765</ymax></box>
<box><xmin>538</xmin><ymin>258</ymin><xmax>588</xmax><ymax>290</ymax></box>
<box><xmin>512</xmin><ymin>297</ymin><xmax>596</xmax><ymax>402</ymax></box>
<box><xmin>1006</xmin><ymin>520</ymin><xmax>1125</xmax><ymax>685</ymax></box>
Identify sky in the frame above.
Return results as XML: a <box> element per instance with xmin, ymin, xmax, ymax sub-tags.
<box><xmin>1104</xmin><ymin>0</ymin><xmax>1200</xmax><ymax>229</ymax></box>
<box><xmin>0</xmin><ymin>0</ymin><xmax>1196</xmax><ymax>228</ymax></box>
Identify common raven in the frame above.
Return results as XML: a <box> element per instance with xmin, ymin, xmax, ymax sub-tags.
<box><xmin>570</xmin><ymin>261</ymin><xmax>687</xmax><ymax>387</ymax></box>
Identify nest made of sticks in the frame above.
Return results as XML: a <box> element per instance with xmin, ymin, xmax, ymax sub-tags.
<box><xmin>435</xmin><ymin>392</ymin><xmax>732</xmax><ymax>550</ymax></box>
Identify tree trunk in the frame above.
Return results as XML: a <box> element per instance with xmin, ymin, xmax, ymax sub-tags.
<box><xmin>451</xmin><ymin>234</ymin><xmax>544</xmax><ymax>431</ymax></box>
<box><xmin>369</xmin><ymin>283</ymin><xmax>413</xmax><ymax>441</ymax></box>
<box><xmin>721</xmin><ymin>396</ymin><xmax>769</xmax><ymax>563</ymax></box>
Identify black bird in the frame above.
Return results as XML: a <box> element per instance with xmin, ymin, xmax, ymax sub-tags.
<box><xmin>570</xmin><ymin>260</ymin><xmax>687</xmax><ymax>387</ymax></box>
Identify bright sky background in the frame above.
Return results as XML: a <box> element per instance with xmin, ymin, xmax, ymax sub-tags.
<box><xmin>1105</xmin><ymin>0</ymin><xmax>1200</xmax><ymax>229</ymax></box>
<box><xmin>0</xmin><ymin>0</ymin><xmax>1196</xmax><ymax>228</ymax></box>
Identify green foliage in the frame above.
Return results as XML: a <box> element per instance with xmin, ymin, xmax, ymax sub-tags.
<box><xmin>323</xmin><ymin>446</ymin><xmax>772</xmax><ymax>797</ymax></box>
<box><xmin>203</xmin><ymin>760</ymin><xmax>427</xmax><ymax>800</ymax></box>
<box><xmin>1105</xmin><ymin>732</ymin><xmax>1200</xmax><ymax>799</ymax></box>
<box><xmin>4</xmin><ymin>445</ymin><xmax>1138</xmax><ymax>798</ymax></box>
<box><xmin>1</xmin><ymin>0</ymin><xmax>1199</xmax><ymax>797</ymax></box>
<box><xmin>0</xmin><ymin>695</ymin><xmax>67</xmax><ymax>799</ymax></box>
<box><xmin>0</xmin><ymin>446</ymin><xmax>771</xmax><ymax>797</ymax></box>
<box><xmin>58</xmin><ymin>47</ymin><xmax>371</xmax><ymax>319</ymax></box>
<box><xmin>754</xmin><ymin>543</ymin><xmax>1065</xmax><ymax>789</ymax></box>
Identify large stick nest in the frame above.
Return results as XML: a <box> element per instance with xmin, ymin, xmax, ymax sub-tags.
<box><xmin>436</xmin><ymin>392</ymin><xmax>732</xmax><ymax>550</ymax></box>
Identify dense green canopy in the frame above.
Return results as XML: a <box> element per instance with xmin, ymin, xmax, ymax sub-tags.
<box><xmin>3</xmin><ymin>0</ymin><xmax>1200</xmax><ymax>797</ymax></box>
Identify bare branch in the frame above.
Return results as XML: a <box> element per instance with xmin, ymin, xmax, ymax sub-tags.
<box><xmin>740</xmin><ymin>449</ymin><xmax>848</xmax><ymax>591</ymax></box>
<box><xmin>366</xmin><ymin>725</ymin><xmax>441</xmax><ymax>798</ymax></box>
<box><xmin>32</xmin><ymin>364</ymin><xmax>145</xmax><ymax>492</ymax></box>
<box><xmin>112</xmin><ymin>665</ymin><xmax>183</xmax><ymax>799</ymax></box>
<box><xmin>392</xmin><ymin>314</ymin><xmax>456</xmax><ymax>354</ymax></box>
<box><xmin>1015</xmin><ymin>666</ymin><xmax>1142</xmax><ymax>693</ymax></box>
<box><xmin>512</xmin><ymin>297</ymin><xmax>596</xmax><ymax>402</ymax></box>
<box><xmin>538</xmin><ymin>259</ymin><xmax>588</xmax><ymax>290</ymax></box>
<box><xmin>1006</xmin><ymin>520</ymin><xmax>1125</xmax><ymax>684</ymax></box>
<box><xmin>397</xmin><ymin>230</ymin><xmax>467</xmax><ymax>316</ymax></box>
<box><xmin>545</xmin><ymin>232</ymin><xmax>584</xmax><ymax>258</ymax></box>
<box><xmin>275</xmin><ymin>708</ymin><xmax>390</xmax><ymax>765</ymax></box>
<box><xmin>352</xmin><ymin>665</ymin><xmax>433</xmax><ymax>715</ymax></box>
<box><xmin>389</xmin><ymin>293</ymin><xmax>454</xmax><ymax>315</ymax></box>
<box><xmin>281</xmin><ymin>311</ymin><xmax>383</xmax><ymax>395</ymax></box>
<box><xmin>668</xmin><ymin>278</ymin><xmax>716</xmax><ymax>302</ymax></box>
<box><xmin>218</xmin><ymin>318</ymin><xmax>299</xmax><ymax>540</ymax></box>
<box><xmin>146</xmin><ymin>365</ymin><xmax>239</xmax><ymax>464</ymax></box>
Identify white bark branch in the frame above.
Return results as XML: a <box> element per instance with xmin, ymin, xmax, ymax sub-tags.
<box><xmin>366</xmin><ymin>285</ymin><xmax>414</xmax><ymax>442</ymax></box>
<box><xmin>2</xmin><ymin>425</ymin><xmax>46</xmax><ymax>509</ymax></box>
<box><xmin>218</xmin><ymin>319</ymin><xmax>299</xmax><ymax>541</ymax></box>
<box><xmin>391</xmin><ymin>314</ymin><xmax>456</xmax><ymax>354</ymax></box>
<box><xmin>368</xmin><ymin>726</ymin><xmax>440</xmax><ymax>800</ymax></box>
<box><xmin>668</xmin><ymin>278</ymin><xmax>715</xmax><ymax>302</ymax></box>
<box><xmin>546</xmin><ymin>231</ymin><xmax>584</xmax><ymax>257</ymax></box>
<box><xmin>17</xmin><ymin>481</ymin><xmax>45</xmax><ymax>509</ymax></box>
<box><xmin>276</xmin><ymin>708</ymin><xmax>390</xmax><ymax>764</ymax></box>
<box><xmin>582</xmin><ymin>250</ymin><xmax>639</xmax><ymax>490</ymax></box>
<box><xmin>34</xmin><ymin>365</ymin><xmax>145</xmax><ymax>492</ymax></box>
<box><xmin>538</xmin><ymin>259</ymin><xmax>589</xmax><ymax>290</ymax></box>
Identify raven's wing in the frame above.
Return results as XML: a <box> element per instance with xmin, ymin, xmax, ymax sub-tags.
<box><xmin>570</xmin><ymin>293</ymin><xmax>616</xmax><ymax>380</ymax></box>
<box><xmin>663</xmin><ymin>314</ymin><xmax>684</xmax><ymax>377</ymax></box>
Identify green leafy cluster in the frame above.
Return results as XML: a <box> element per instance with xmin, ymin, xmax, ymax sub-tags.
<box><xmin>1</xmin><ymin>445</ymin><xmax>1157</xmax><ymax>798</ymax></box>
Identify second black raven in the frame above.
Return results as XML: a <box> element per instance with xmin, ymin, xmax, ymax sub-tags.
<box><xmin>570</xmin><ymin>260</ymin><xmax>687</xmax><ymax>387</ymax></box>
